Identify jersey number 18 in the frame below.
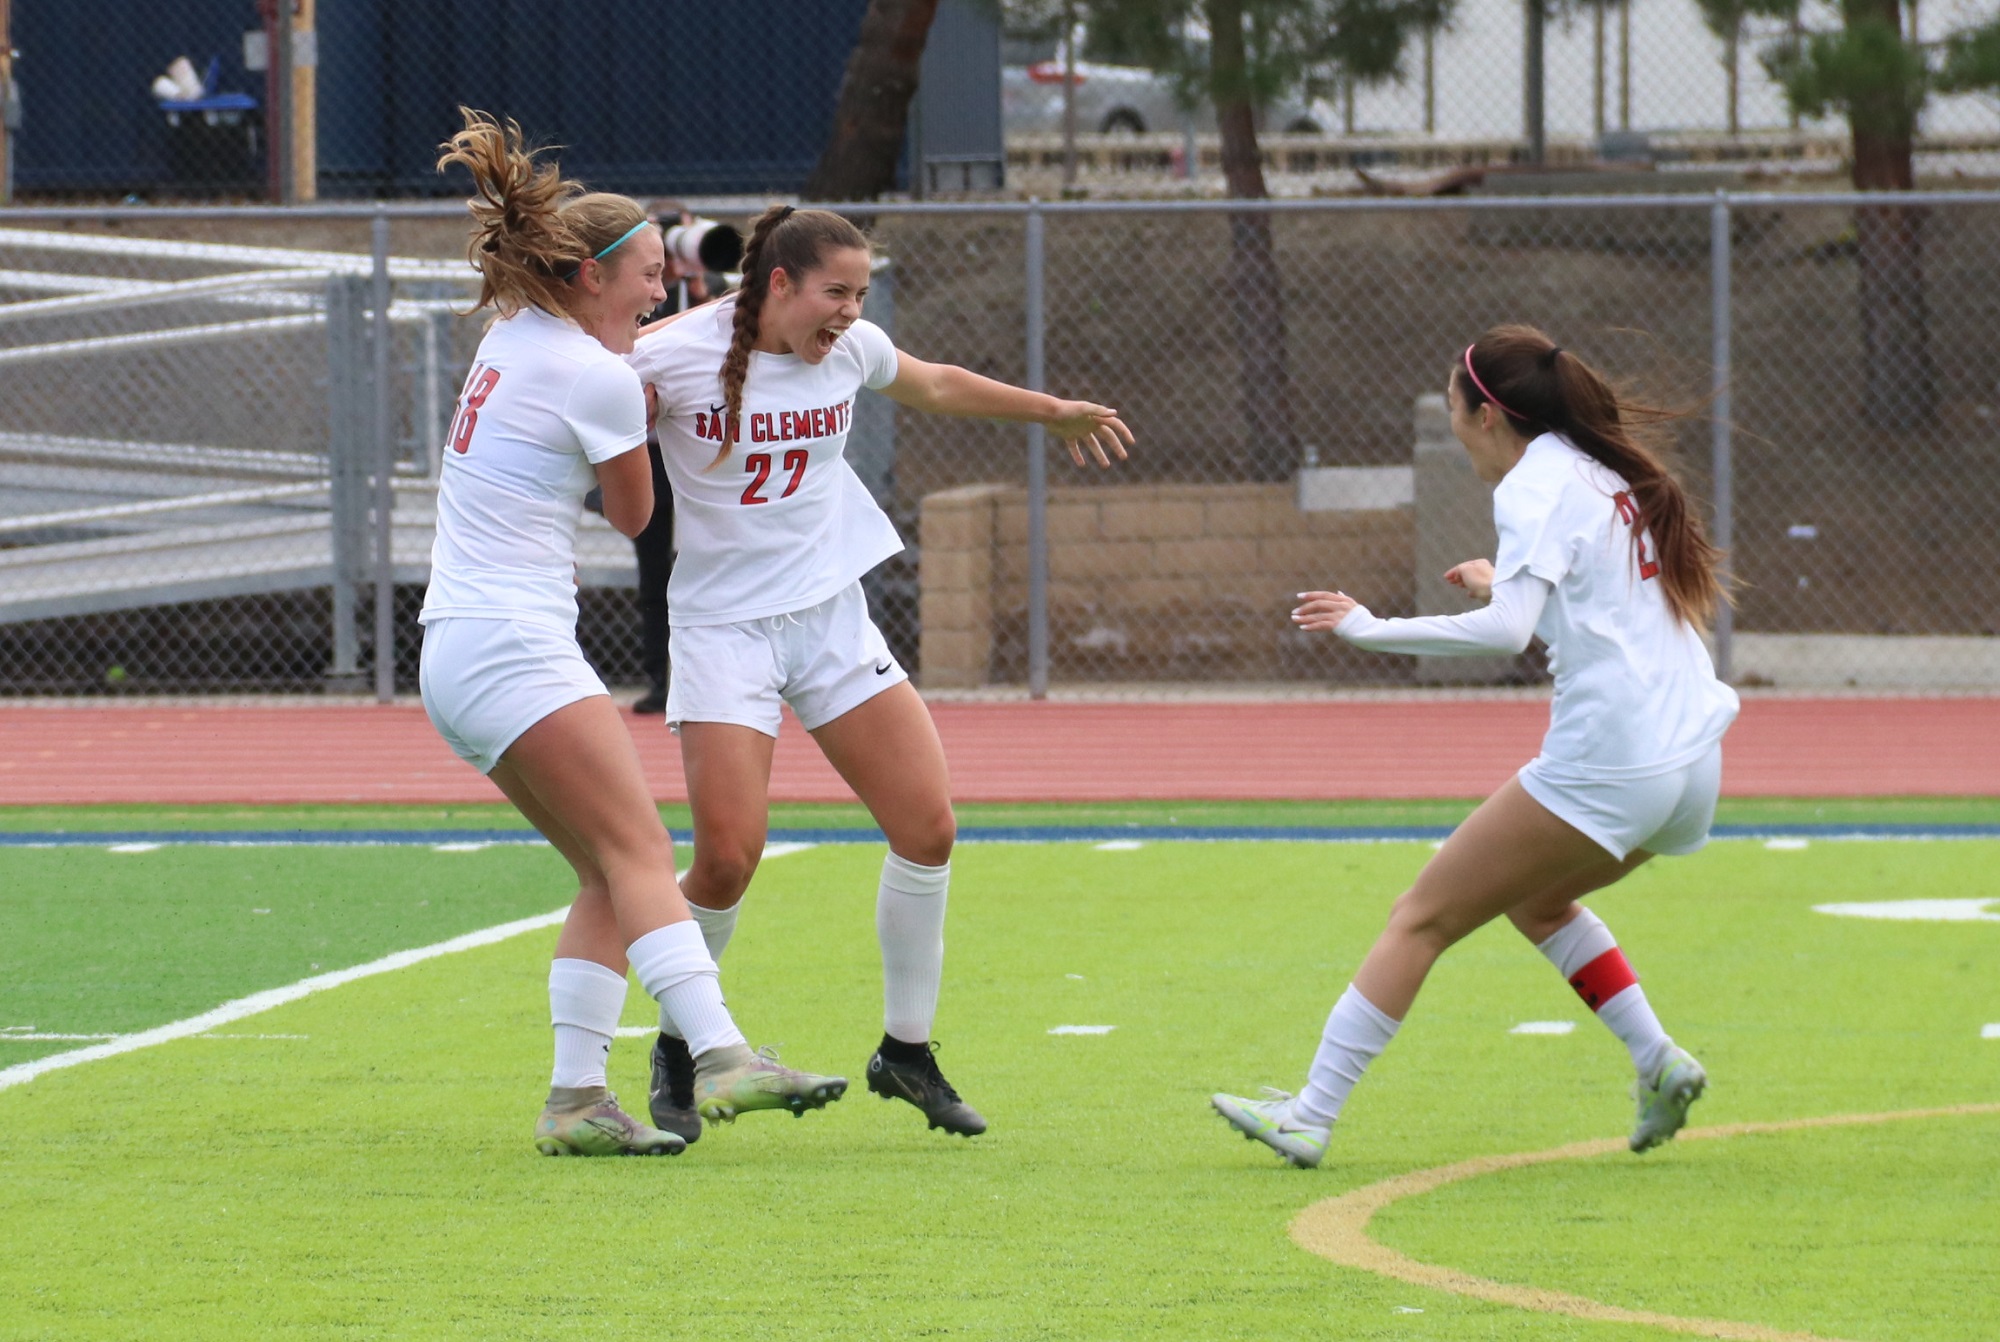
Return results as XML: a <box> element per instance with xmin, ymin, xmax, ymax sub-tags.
<box><xmin>448</xmin><ymin>365</ymin><xmax>502</xmax><ymax>455</ymax></box>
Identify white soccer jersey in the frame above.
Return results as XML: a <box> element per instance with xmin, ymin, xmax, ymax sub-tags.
<box><xmin>1492</xmin><ymin>433</ymin><xmax>1739</xmax><ymax>776</ymax></box>
<box><xmin>625</xmin><ymin>298</ymin><xmax>904</xmax><ymax>626</ymax></box>
<box><xmin>419</xmin><ymin>307</ymin><xmax>649</xmax><ymax>632</ymax></box>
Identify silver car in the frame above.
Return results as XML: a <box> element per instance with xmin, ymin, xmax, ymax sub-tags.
<box><xmin>1002</xmin><ymin>59</ymin><xmax>1330</xmax><ymax>136</ymax></box>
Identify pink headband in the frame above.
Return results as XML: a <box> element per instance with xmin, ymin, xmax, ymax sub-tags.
<box><xmin>1462</xmin><ymin>345</ymin><xmax>1528</xmax><ymax>421</ymax></box>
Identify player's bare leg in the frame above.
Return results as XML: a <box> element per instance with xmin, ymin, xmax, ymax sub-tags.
<box><xmin>1217</xmin><ymin>779</ymin><xmax>1634</xmax><ymax>1165</ymax></box>
<box><xmin>676</xmin><ymin>722</ymin><xmax>777</xmax><ymax>913</ymax></box>
<box><xmin>499</xmin><ymin>699</ymin><xmax>843</xmax><ymax>1149</ymax></box>
<box><xmin>658</xmin><ymin>722</ymin><xmax>770</xmax><ymax>1134</ymax></box>
<box><xmin>1508</xmin><ymin>850</ymin><xmax>1705</xmax><ymax>1150</ymax></box>
<box><xmin>812</xmin><ymin>683</ymin><xmax>984</xmax><ymax>1136</ymax></box>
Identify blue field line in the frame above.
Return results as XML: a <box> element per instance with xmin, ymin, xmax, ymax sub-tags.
<box><xmin>0</xmin><ymin>821</ymin><xmax>1996</xmax><ymax>848</ymax></box>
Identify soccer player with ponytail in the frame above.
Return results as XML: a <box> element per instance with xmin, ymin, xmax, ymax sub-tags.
<box><xmin>1213</xmin><ymin>325</ymin><xmax>1737</xmax><ymax>1167</ymax></box>
<box><xmin>421</xmin><ymin>113</ymin><xmax>845</xmax><ymax>1157</ymax></box>
<box><xmin>627</xmin><ymin>205</ymin><xmax>1134</xmax><ymax>1140</ymax></box>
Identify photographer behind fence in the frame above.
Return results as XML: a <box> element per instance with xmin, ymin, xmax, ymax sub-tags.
<box><xmin>585</xmin><ymin>203</ymin><xmax>745</xmax><ymax>713</ymax></box>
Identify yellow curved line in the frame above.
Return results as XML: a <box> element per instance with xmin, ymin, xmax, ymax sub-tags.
<box><xmin>1289</xmin><ymin>1102</ymin><xmax>2000</xmax><ymax>1342</ymax></box>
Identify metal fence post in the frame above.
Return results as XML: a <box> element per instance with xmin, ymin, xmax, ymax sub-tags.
<box><xmin>1024</xmin><ymin>198</ymin><xmax>1050</xmax><ymax>699</ymax></box>
<box><xmin>1710</xmin><ymin>190</ymin><xmax>1734</xmax><ymax>683</ymax></box>
<box><xmin>1524</xmin><ymin>0</ymin><xmax>1546</xmax><ymax>165</ymax></box>
<box><xmin>370</xmin><ymin>209</ymin><xmax>396</xmax><ymax>702</ymax></box>
<box><xmin>325</xmin><ymin>273</ymin><xmax>368</xmax><ymax>689</ymax></box>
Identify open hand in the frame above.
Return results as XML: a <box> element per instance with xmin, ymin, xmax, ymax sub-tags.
<box><xmin>1444</xmin><ymin>559</ymin><xmax>1495</xmax><ymax>601</ymax></box>
<box><xmin>1291</xmin><ymin>590</ymin><xmax>1359</xmax><ymax>632</ymax></box>
<box><xmin>1046</xmin><ymin>402</ymin><xmax>1134</xmax><ymax>468</ymax></box>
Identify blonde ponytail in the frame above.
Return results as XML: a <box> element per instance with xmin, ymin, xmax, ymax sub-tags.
<box><xmin>436</xmin><ymin>107</ymin><xmax>648</xmax><ymax>319</ymax></box>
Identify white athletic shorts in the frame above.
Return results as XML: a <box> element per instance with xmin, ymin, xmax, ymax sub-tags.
<box><xmin>667</xmin><ymin>581</ymin><xmax>907</xmax><ymax>737</ymax></box>
<box><xmin>419</xmin><ymin>617</ymin><xmax>608</xmax><ymax>774</ymax></box>
<box><xmin>1518</xmin><ymin>743</ymin><xmax>1724</xmax><ymax>862</ymax></box>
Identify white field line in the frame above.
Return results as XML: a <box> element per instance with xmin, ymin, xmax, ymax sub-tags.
<box><xmin>0</xmin><ymin>845</ymin><xmax>811</xmax><ymax>1094</ymax></box>
<box><xmin>1509</xmin><ymin>1021</ymin><xmax>1578</xmax><ymax>1035</ymax></box>
<box><xmin>0</xmin><ymin>906</ymin><xmax>567</xmax><ymax>1093</ymax></box>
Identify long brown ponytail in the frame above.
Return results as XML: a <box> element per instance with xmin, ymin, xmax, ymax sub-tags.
<box><xmin>713</xmin><ymin>205</ymin><xmax>871</xmax><ymax>466</ymax></box>
<box><xmin>1455</xmin><ymin>325</ymin><xmax>1726</xmax><ymax>628</ymax></box>
<box><xmin>435</xmin><ymin>107</ymin><xmax>647</xmax><ymax>319</ymax></box>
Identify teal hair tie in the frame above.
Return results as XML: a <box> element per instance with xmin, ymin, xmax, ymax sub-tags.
<box><xmin>593</xmin><ymin>220</ymin><xmax>650</xmax><ymax>262</ymax></box>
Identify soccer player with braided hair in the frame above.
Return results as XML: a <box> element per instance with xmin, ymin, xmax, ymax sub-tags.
<box><xmin>627</xmin><ymin>204</ymin><xmax>1134</xmax><ymax>1140</ymax></box>
<box><xmin>1213</xmin><ymin>326</ymin><xmax>1737</xmax><ymax>1167</ymax></box>
<box><xmin>420</xmin><ymin>113</ymin><xmax>846</xmax><ymax>1157</ymax></box>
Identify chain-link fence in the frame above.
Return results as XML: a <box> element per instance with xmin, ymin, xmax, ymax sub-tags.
<box><xmin>0</xmin><ymin>0</ymin><xmax>852</xmax><ymax>200</ymax></box>
<box><xmin>1004</xmin><ymin>0</ymin><xmax>2000</xmax><ymax>195</ymax></box>
<box><xmin>0</xmin><ymin>1</ymin><xmax>1001</xmax><ymax>203</ymax></box>
<box><xmin>9</xmin><ymin>1</ymin><xmax>1997</xmax><ymax>206</ymax></box>
<box><xmin>2</xmin><ymin>191</ymin><xmax>1996</xmax><ymax>698</ymax></box>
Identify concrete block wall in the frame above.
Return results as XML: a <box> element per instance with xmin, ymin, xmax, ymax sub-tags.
<box><xmin>919</xmin><ymin>480</ymin><xmax>1413</xmax><ymax>687</ymax></box>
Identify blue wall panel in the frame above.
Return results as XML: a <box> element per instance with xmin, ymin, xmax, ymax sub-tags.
<box><xmin>15</xmin><ymin>0</ymin><xmax>870</xmax><ymax>197</ymax></box>
<box><xmin>13</xmin><ymin>0</ymin><xmax>261</xmax><ymax>193</ymax></box>
<box><xmin>318</xmin><ymin>0</ymin><xmax>871</xmax><ymax>197</ymax></box>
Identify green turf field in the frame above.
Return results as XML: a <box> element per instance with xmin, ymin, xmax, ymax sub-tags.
<box><xmin>1</xmin><ymin>803</ymin><xmax>1996</xmax><ymax>1340</ymax></box>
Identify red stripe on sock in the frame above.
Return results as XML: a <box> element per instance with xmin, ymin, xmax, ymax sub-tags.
<box><xmin>1569</xmin><ymin>948</ymin><xmax>1638</xmax><ymax>1011</ymax></box>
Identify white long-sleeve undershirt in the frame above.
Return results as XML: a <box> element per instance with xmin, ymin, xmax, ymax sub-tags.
<box><xmin>1333</xmin><ymin>572</ymin><xmax>1553</xmax><ymax>656</ymax></box>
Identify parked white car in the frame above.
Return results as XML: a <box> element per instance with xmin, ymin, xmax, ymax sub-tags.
<box><xmin>1002</xmin><ymin>60</ymin><xmax>1331</xmax><ymax>136</ymax></box>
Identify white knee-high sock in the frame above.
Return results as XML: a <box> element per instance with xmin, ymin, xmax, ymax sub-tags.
<box><xmin>1296</xmin><ymin>984</ymin><xmax>1400</xmax><ymax>1127</ymax></box>
<box><xmin>548</xmin><ymin>957</ymin><xmax>628</xmax><ymax>1089</ymax></box>
<box><xmin>1536</xmin><ymin>908</ymin><xmax>1675</xmax><ymax>1080</ymax></box>
<box><xmin>877</xmin><ymin>853</ymin><xmax>950</xmax><ymax>1045</ymax></box>
<box><xmin>627</xmin><ymin>921</ymin><xmax>745</xmax><ymax>1057</ymax></box>
<box><xmin>657</xmin><ymin>901</ymin><xmax>742</xmax><ymax>1038</ymax></box>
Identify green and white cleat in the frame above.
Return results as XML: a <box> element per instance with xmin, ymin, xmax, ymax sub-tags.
<box><xmin>534</xmin><ymin>1085</ymin><xmax>686</xmax><ymax>1157</ymax></box>
<box><xmin>1210</xmin><ymin>1089</ymin><xmax>1331</xmax><ymax>1169</ymax></box>
<box><xmin>694</xmin><ymin>1043</ymin><xmax>848</xmax><ymax>1123</ymax></box>
<box><xmin>1630</xmin><ymin>1046</ymin><xmax>1707</xmax><ymax>1153</ymax></box>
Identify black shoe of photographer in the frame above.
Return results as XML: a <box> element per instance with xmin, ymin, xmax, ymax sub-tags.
<box><xmin>631</xmin><ymin>684</ymin><xmax>667</xmax><ymax>715</ymax></box>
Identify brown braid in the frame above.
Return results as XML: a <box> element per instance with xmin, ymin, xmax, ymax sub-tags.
<box><xmin>1454</xmin><ymin>325</ymin><xmax>1728</xmax><ymax>627</ymax></box>
<box><xmin>711</xmin><ymin>205</ymin><xmax>870</xmax><ymax>468</ymax></box>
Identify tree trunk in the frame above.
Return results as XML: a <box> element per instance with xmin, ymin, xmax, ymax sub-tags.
<box><xmin>1846</xmin><ymin>0</ymin><xmax>1934</xmax><ymax>429</ymax></box>
<box><xmin>802</xmin><ymin>0</ymin><xmax>940</xmax><ymax>201</ymax></box>
<box><xmin>1206</xmin><ymin>0</ymin><xmax>1298</xmax><ymax>481</ymax></box>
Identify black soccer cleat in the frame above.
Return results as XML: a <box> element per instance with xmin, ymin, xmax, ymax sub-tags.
<box><xmin>866</xmin><ymin>1038</ymin><xmax>987</xmax><ymax>1137</ymax></box>
<box><xmin>648</xmin><ymin>1032</ymin><xmax>704</xmax><ymax>1145</ymax></box>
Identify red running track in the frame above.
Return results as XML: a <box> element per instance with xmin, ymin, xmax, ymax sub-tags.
<box><xmin>1</xmin><ymin>697</ymin><xmax>1994</xmax><ymax>806</ymax></box>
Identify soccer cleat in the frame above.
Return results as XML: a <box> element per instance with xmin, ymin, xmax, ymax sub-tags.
<box><xmin>693</xmin><ymin>1043</ymin><xmax>847</xmax><ymax>1123</ymax></box>
<box><xmin>647</xmin><ymin>1032</ymin><xmax>703</xmax><ymax>1145</ymax></box>
<box><xmin>866</xmin><ymin>1040</ymin><xmax>987</xmax><ymax>1136</ymax></box>
<box><xmin>534</xmin><ymin>1085</ymin><xmax>685</xmax><ymax>1157</ymax></box>
<box><xmin>1630</xmin><ymin>1046</ymin><xmax>1707</xmax><ymax>1153</ymax></box>
<box><xmin>1210</xmin><ymin>1089</ymin><xmax>1331</xmax><ymax>1168</ymax></box>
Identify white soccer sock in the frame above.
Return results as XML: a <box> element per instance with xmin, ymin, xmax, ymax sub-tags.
<box><xmin>1535</xmin><ymin>908</ymin><xmax>1675</xmax><ymax>1080</ymax></box>
<box><xmin>1535</xmin><ymin>906</ymin><xmax>1617</xmax><ymax>977</ymax></box>
<box><xmin>627</xmin><ymin>921</ymin><xmax>745</xmax><ymax>1057</ymax></box>
<box><xmin>877</xmin><ymin>852</ymin><xmax>950</xmax><ymax>1045</ymax></box>
<box><xmin>548</xmin><ymin>957</ymin><xmax>628</xmax><ymax>1090</ymax></box>
<box><xmin>1295</xmin><ymin>984</ymin><xmax>1401</xmax><ymax>1128</ymax></box>
<box><xmin>657</xmin><ymin>901</ymin><xmax>742</xmax><ymax>1038</ymax></box>
<box><xmin>1596</xmin><ymin>984</ymin><xmax>1676</xmax><ymax>1081</ymax></box>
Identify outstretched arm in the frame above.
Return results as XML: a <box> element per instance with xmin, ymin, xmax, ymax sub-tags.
<box><xmin>879</xmin><ymin>350</ymin><xmax>1134</xmax><ymax>468</ymax></box>
<box><xmin>1291</xmin><ymin>571</ymin><xmax>1551</xmax><ymax>657</ymax></box>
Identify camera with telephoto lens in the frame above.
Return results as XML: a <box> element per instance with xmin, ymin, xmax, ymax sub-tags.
<box><xmin>663</xmin><ymin>218</ymin><xmax>744</xmax><ymax>273</ymax></box>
